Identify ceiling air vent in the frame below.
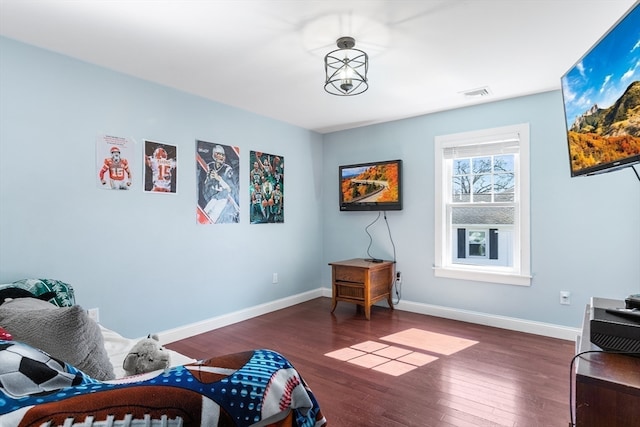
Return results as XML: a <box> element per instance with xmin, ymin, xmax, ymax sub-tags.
<box><xmin>462</xmin><ymin>87</ymin><xmax>491</xmax><ymax>98</ymax></box>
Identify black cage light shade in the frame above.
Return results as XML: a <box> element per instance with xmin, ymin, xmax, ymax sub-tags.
<box><xmin>324</xmin><ymin>36</ymin><xmax>369</xmax><ymax>96</ymax></box>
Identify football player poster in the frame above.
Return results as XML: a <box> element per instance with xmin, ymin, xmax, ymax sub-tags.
<box><xmin>144</xmin><ymin>140</ymin><xmax>177</xmax><ymax>194</ymax></box>
<box><xmin>96</xmin><ymin>134</ymin><xmax>134</xmax><ymax>190</ymax></box>
<box><xmin>249</xmin><ymin>150</ymin><xmax>284</xmax><ymax>224</ymax></box>
<box><xmin>196</xmin><ymin>140</ymin><xmax>240</xmax><ymax>224</ymax></box>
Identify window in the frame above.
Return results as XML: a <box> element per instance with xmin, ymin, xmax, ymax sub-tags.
<box><xmin>434</xmin><ymin>123</ymin><xmax>531</xmax><ymax>286</ymax></box>
<box><xmin>467</xmin><ymin>230</ymin><xmax>487</xmax><ymax>258</ymax></box>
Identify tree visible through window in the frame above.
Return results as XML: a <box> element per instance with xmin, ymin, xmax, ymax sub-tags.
<box><xmin>452</xmin><ymin>155</ymin><xmax>515</xmax><ymax>202</ymax></box>
<box><xmin>434</xmin><ymin>123</ymin><xmax>531</xmax><ymax>286</ymax></box>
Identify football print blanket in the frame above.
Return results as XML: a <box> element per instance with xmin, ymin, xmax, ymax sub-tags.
<box><xmin>0</xmin><ymin>341</ymin><xmax>327</xmax><ymax>427</ymax></box>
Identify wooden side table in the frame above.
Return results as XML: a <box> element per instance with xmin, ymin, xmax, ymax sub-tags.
<box><xmin>328</xmin><ymin>258</ymin><xmax>395</xmax><ymax>320</ymax></box>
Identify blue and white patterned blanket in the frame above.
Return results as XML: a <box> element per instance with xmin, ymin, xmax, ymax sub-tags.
<box><xmin>0</xmin><ymin>340</ymin><xmax>327</xmax><ymax>427</ymax></box>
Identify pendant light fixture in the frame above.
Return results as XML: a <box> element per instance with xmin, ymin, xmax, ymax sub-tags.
<box><xmin>324</xmin><ymin>36</ymin><xmax>369</xmax><ymax>96</ymax></box>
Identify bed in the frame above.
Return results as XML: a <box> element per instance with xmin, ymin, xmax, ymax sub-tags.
<box><xmin>0</xmin><ymin>279</ymin><xmax>327</xmax><ymax>427</ymax></box>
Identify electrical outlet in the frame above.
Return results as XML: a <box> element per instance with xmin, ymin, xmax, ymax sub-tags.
<box><xmin>272</xmin><ymin>273</ymin><xmax>278</xmax><ymax>284</ymax></box>
<box><xmin>396</xmin><ymin>271</ymin><xmax>402</xmax><ymax>284</ymax></box>
<box><xmin>87</xmin><ymin>307</ymin><xmax>100</xmax><ymax>322</ymax></box>
<box><xmin>560</xmin><ymin>291</ymin><xmax>570</xmax><ymax>305</ymax></box>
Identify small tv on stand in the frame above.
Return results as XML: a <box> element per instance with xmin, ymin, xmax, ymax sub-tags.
<box><xmin>339</xmin><ymin>159</ymin><xmax>402</xmax><ymax>211</ymax></box>
<box><xmin>560</xmin><ymin>2</ymin><xmax>640</xmax><ymax>177</ymax></box>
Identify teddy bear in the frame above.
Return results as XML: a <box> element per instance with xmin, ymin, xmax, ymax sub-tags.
<box><xmin>122</xmin><ymin>334</ymin><xmax>171</xmax><ymax>376</ymax></box>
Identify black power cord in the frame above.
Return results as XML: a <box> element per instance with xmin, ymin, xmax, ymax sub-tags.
<box><xmin>364</xmin><ymin>211</ymin><xmax>401</xmax><ymax>304</ymax></box>
<box><xmin>383</xmin><ymin>211</ymin><xmax>397</xmax><ymax>263</ymax></box>
<box><xmin>364</xmin><ymin>212</ymin><xmax>382</xmax><ymax>261</ymax></box>
<box><xmin>383</xmin><ymin>211</ymin><xmax>402</xmax><ymax>305</ymax></box>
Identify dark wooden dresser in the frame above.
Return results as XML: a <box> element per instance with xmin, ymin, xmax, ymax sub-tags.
<box><xmin>575</xmin><ymin>298</ymin><xmax>640</xmax><ymax>426</ymax></box>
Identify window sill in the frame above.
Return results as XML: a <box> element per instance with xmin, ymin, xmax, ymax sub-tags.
<box><xmin>433</xmin><ymin>266</ymin><xmax>532</xmax><ymax>286</ymax></box>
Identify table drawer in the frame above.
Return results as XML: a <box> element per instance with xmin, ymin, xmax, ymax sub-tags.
<box><xmin>334</xmin><ymin>266</ymin><xmax>365</xmax><ymax>283</ymax></box>
<box><xmin>335</xmin><ymin>283</ymin><xmax>364</xmax><ymax>300</ymax></box>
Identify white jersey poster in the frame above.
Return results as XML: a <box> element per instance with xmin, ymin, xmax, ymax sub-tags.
<box><xmin>144</xmin><ymin>140</ymin><xmax>177</xmax><ymax>194</ymax></box>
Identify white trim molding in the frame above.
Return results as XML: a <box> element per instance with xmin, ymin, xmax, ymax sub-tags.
<box><xmin>394</xmin><ymin>298</ymin><xmax>579</xmax><ymax>341</ymax></box>
<box><xmin>159</xmin><ymin>289</ymin><xmax>323</xmax><ymax>344</ymax></box>
<box><xmin>434</xmin><ymin>123</ymin><xmax>531</xmax><ymax>286</ymax></box>
<box><xmin>161</xmin><ymin>288</ymin><xmax>579</xmax><ymax>344</ymax></box>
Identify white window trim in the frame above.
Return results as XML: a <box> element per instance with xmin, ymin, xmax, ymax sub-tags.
<box><xmin>434</xmin><ymin>123</ymin><xmax>531</xmax><ymax>286</ymax></box>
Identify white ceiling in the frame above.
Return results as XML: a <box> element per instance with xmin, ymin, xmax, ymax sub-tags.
<box><xmin>0</xmin><ymin>0</ymin><xmax>637</xmax><ymax>133</ymax></box>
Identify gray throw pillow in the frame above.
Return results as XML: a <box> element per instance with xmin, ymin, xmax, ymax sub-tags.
<box><xmin>0</xmin><ymin>297</ymin><xmax>115</xmax><ymax>380</ymax></box>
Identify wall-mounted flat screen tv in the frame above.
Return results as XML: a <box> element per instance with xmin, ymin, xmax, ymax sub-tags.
<box><xmin>339</xmin><ymin>159</ymin><xmax>402</xmax><ymax>211</ymax></box>
<box><xmin>560</xmin><ymin>2</ymin><xmax>640</xmax><ymax>177</ymax></box>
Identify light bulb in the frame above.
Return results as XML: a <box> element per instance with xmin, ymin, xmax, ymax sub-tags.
<box><xmin>340</xmin><ymin>79</ymin><xmax>353</xmax><ymax>93</ymax></box>
<box><xmin>340</xmin><ymin>61</ymin><xmax>355</xmax><ymax>93</ymax></box>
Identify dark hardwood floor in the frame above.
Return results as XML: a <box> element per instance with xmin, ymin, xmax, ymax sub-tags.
<box><xmin>167</xmin><ymin>297</ymin><xmax>575</xmax><ymax>427</ymax></box>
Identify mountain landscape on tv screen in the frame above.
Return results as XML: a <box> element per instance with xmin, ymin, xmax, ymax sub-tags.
<box><xmin>341</xmin><ymin>163</ymin><xmax>400</xmax><ymax>203</ymax></box>
<box><xmin>568</xmin><ymin>81</ymin><xmax>640</xmax><ymax>172</ymax></box>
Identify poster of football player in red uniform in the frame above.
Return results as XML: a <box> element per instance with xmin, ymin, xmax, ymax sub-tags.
<box><xmin>144</xmin><ymin>140</ymin><xmax>177</xmax><ymax>194</ymax></box>
<box><xmin>196</xmin><ymin>140</ymin><xmax>240</xmax><ymax>224</ymax></box>
<box><xmin>96</xmin><ymin>134</ymin><xmax>134</xmax><ymax>190</ymax></box>
<box><xmin>250</xmin><ymin>150</ymin><xmax>284</xmax><ymax>224</ymax></box>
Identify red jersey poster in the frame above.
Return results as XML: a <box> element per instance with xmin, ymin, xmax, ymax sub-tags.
<box><xmin>96</xmin><ymin>134</ymin><xmax>134</xmax><ymax>190</ymax></box>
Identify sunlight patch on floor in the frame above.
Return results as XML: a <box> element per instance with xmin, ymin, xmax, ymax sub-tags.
<box><xmin>347</xmin><ymin>353</ymin><xmax>390</xmax><ymax>368</ymax></box>
<box><xmin>373</xmin><ymin>345</ymin><xmax>412</xmax><ymax>359</ymax></box>
<box><xmin>372</xmin><ymin>359</ymin><xmax>419</xmax><ymax>376</ymax></box>
<box><xmin>324</xmin><ymin>347</ymin><xmax>366</xmax><ymax>361</ymax></box>
<box><xmin>380</xmin><ymin>328</ymin><xmax>478</xmax><ymax>355</ymax></box>
<box><xmin>351</xmin><ymin>340</ymin><xmax>388</xmax><ymax>352</ymax></box>
<box><xmin>324</xmin><ymin>328</ymin><xmax>476</xmax><ymax>377</ymax></box>
<box><xmin>396</xmin><ymin>351</ymin><xmax>438</xmax><ymax>366</ymax></box>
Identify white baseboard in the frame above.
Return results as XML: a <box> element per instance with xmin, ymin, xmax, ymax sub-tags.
<box><xmin>394</xmin><ymin>298</ymin><xmax>580</xmax><ymax>341</ymax></box>
<box><xmin>160</xmin><ymin>287</ymin><xmax>580</xmax><ymax>344</ymax></box>
<box><xmin>160</xmin><ymin>289</ymin><xmax>324</xmax><ymax>344</ymax></box>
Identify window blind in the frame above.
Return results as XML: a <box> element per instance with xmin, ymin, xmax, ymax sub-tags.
<box><xmin>442</xmin><ymin>133</ymin><xmax>520</xmax><ymax>159</ymax></box>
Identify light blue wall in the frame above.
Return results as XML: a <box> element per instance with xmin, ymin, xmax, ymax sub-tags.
<box><xmin>2</xmin><ymin>37</ymin><xmax>638</xmax><ymax>337</ymax></box>
<box><xmin>322</xmin><ymin>91</ymin><xmax>640</xmax><ymax>328</ymax></box>
<box><xmin>0</xmin><ymin>37</ymin><xmax>324</xmax><ymax>337</ymax></box>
